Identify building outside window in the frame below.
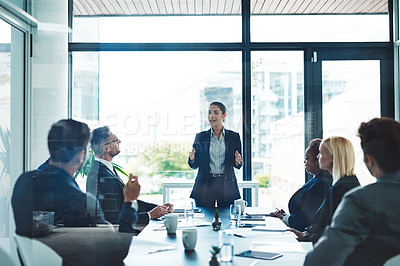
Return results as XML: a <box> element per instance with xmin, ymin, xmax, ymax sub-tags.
<box><xmin>70</xmin><ymin>0</ymin><xmax>390</xmax><ymax>208</ymax></box>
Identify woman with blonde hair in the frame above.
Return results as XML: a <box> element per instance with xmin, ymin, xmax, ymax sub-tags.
<box><xmin>289</xmin><ymin>136</ymin><xmax>360</xmax><ymax>244</ymax></box>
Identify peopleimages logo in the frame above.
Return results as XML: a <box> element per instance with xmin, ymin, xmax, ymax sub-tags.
<box><xmin>119</xmin><ymin>141</ymin><xmax>193</xmax><ymax>156</ymax></box>
<box><xmin>85</xmin><ymin>111</ymin><xmax>243</xmax><ymax>137</ymax></box>
<box><xmin>82</xmin><ymin>110</ymin><xmax>306</xmax><ymax>148</ymax></box>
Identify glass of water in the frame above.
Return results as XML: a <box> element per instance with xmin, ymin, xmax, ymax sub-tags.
<box><xmin>230</xmin><ymin>204</ymin><xmax>241</xmax><ymax>227</ymax></box>
<box><xmin>219</xmin><ymin>231</ymin><xmax>234</xmax><ymax>262</ymax></box>
<box><xmin>185</xmin><ymin>200</ymin><xmax>195</xmax><ymax>221</ymax></box>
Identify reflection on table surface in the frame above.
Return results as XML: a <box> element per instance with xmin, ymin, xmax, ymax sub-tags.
<box><xmin>124</xmin><ymin>207</ymin><xmax>312</xmax><ymax>266</ymax></box>
<box><xmin>37</xmin><ymin>225</ymin><xmax>133</xmax><ymax>266</ymax></box>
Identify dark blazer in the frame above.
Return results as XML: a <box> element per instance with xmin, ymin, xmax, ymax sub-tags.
<box><xmin>188</xmin><ymin>129</ymin><xmax>242</xmax><ymax>205</ymax></box>
<box><xmin>87</xmin><ymin>160</ymin><xmax>157</xmax><ymax>227</ymax></box>
<box><xmin>287</xmin><ymin>170</ymin><xmax>332</xmax><ymax>231</ymax></box>
<box><xmin>304</xmin><ymin>174</ymin><xmax>360</xmax><ymax>244</ymax></box>
<box><xmin>305</xmin><ymin>171</ymin><xmax>400</xmax><ymax>266</ymax></box>
<box><xmin>11</xmin><ymin>164</ymin><xmax>137</xmax><ymax>236</ymax></box>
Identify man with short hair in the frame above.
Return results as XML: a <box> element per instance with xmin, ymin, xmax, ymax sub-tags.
<box><xmin>87</xmin><ymin>126</ymin><xmax>173</xmax><ymax>232</ymax></box>
<box><xmin>304</xmin><ymin>117</ymin><xmax>400</xmax><ymax>266</ymax></box>
<box><xmin>12</xmin><ymin>119</ymin><xmax>141</xmax><ymax>236</ymax></box>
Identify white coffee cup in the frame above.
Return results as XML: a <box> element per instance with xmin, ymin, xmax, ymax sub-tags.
<box><xmin>234</xmin><ymin>199</ymin><xmax>248</xmax><ymax>215</ymax></box>
<box><xmin>182</xmin><ymin>228</ymin><xmax>197</xmax><ymax>250</ymax></box>
<box><xmin>164</xmin><ymin>214</ymin><xmax>178</xmax><ymax>234</ymax></box>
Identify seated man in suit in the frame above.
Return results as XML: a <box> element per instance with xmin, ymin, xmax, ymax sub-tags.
<box><xmin>304</xmin><ymin>117</ymin><xmax>400</xmax><ymax>266</ymax></box>
<box><xmin>87</xmin><ymin>126</ymin><xmax>174</xmax><ymax>232</ymax></box>
<box><xmin>12</xmin><ymin>119</ymin><xmax>141</xmax><ymax>236</ymax></box>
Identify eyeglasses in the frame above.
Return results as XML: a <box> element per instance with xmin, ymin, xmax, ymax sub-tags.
<box><xmin>104</xmin><ymin>138</ymin><xmax>120</xmax><ymax>145</ymax></box>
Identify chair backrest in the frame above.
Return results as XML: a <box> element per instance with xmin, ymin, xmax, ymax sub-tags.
<box><xmin>14</xmin><ymin>235</ymin><xmax>62</xmax><ymax>266</ymax></box>
<box><xmin>384</xmin><ymin>254</ymin><xmax>400</xmax><ymax>266</ymax></box>
<box><xmin>0</xmin><ymin>245</ymin><xmax>18</xmax><ymax>266</ymax></box>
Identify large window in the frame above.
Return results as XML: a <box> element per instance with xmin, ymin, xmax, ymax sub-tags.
<box><xmin>72</xmin><ymin>16</ymin><xmax>242</xmax><ymax>43</ymax></box>
<box><xmin>251</xmin><ymin>14</ymin><xmax>389</xmax><ymax>42</ymax></box>
<box><xmin>70</xmin><ymin>0</ymin><xmax>394</xmax><ymax>209</ymax></box>
<box><xmin>322</xmin><ymin>60</ymin><xmax>381</xmax><ymax>186</ymax></box>
<box><xmin>0</xmin><ymin>17</ymin><xmax>25</xmax><ymax>246</ymax></box>
<box><xmin>251</xmin><ymin>51</ymin><xmax>304</xmax><ymax>208</ymax></box>
<box><xmin>0</xmin><ymin>19</ymin><xmax>11</xmax><ymax>240</ymax></box>
<box><xmin>250</xmin><ymin>0</ymin><xmax>389</xmax><ymax>42</ymax></box>
<box><xmin>72</xmin><ymin>51</ymin><xmax>242</xmax><ymax>204</ymax></box>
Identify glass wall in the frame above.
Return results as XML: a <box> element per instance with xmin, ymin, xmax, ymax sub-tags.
<box><xmin>322</xmin><ymin>60</ymin><xmax>381</xmax><ymax>186</ymax></box>
<box><xmin>72</xmin><ymin>16</ymin><xmax>242</xmax><ymax>43</ymax></box>
<box><xmin>0</xmin><ymin>19</ymin><xmax>11</xmax><ymax>240</ymax></box>
<box><xmin>0</xmin><ymin>17</ymin><xmax>24</xmax><ymax>248</ymax></box>
<box><xmin>72</xmin><ymin>51</ymin><xmax>242</xmax><ymax>205</ymax></box>
<box><xmin>251</xmin><ymin>51</ymin><xmax>304</xmax><ymax>209</ymax></box>
<box><xmin>70</xmin><ymin>0</ymin><xmax>394</xmax><ymax>209</ymax></box>
<box><xmin>250</xmin><ymin>0</ymin><xmax>389</xmax><ymax>42</ymax></box>
<box><xmin>251</xmin><ymin>14</ymin><xmax>389</xmax><ymax>42</ymax></box>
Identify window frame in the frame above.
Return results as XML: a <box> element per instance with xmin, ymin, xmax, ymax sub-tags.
<box><xmin>68</xmin><ymin>0</ymin><xmax>395</xmax><ymax>204</ymax></box>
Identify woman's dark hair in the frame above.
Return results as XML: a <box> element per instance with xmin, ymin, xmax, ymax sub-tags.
<box><xmin>308</xmin><ymin>138</ymin><xmax>322</xmax><ymax>160</ymax></box>
<box><xmin>358</xmin><ymin>117</ymin><xmax>400</xmax><ymax>173</ymax></box>
<box><xmin>47</xmin><ymin>119</ymin><xmax>90</xmax><ymax>163</ymax></box>
<box><xmin>209</xmin><ymin>101</ymin><xmax>227</xmax><ymax>114</ymax></box>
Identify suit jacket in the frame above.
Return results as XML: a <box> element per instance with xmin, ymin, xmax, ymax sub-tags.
<box><xmin>87</xmin><ymin>160</ymin><xmax>157</xmax><ymax>226</ymax></box>
<box><xmin>305</xmin><ymin>171</ymin><xmax>400</xmax><ymax>266</ymax></box>
<box><xmin>287</xmin><ymin>170</ymin><xmax>332</xmax><ymax>231</ymax></box>
<box><xmin>12</xmin><ymin>164</ymin><xmax>137</xmax><ymax>236</ymax></box>
<box><xmin>304</xmin><ymin>174</ymin><xmax>360</xmax><ymax>244</ymax></box>
<box><xmin>188</xmin><ymin>129</ymin><xmax>242</xmax><ymax>205</ymax></box>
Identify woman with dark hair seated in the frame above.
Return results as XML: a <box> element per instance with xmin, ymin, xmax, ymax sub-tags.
<box><xmin>289</xmin><ymin>136</ymin><xmax>361</xmax><ymax>244</ymax></box>
<box><xmin>271</xmin><ymin>138</ymin><xmax>332</xmax><ymax>231</ymax></box>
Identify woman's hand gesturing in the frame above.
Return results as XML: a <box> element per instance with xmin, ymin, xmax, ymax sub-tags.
<box><xmin>235</xmin><ymin>150</ymin><xmax>242</xmax><ymax>165</ymax></box>
<box><xmin>189</xmin><ymin>148</ymin><xmax>196</xmax><ymax>161</ymax></box>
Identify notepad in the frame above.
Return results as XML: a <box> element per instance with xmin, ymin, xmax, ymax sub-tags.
<box><xmin>173</xmin><ymin>208</ymin><xmax>202</xmax><ymax>213</ymax></box>
<box><xmin>131</xmin><ymin>238</ymin><xmax>176</xmax><ymax>254</ymax></box>
<box><xmin>236</xmin><ymin>250</ymin><xmax>282</xmax><ymax>260</ymax></box>
<box><xmin>245</xmin><ymin>207</ymin><xmax>273</xmax><ymax>216</ymax></box>
<box><xmin>252</xmin><ymin>226</ymin><xmax>288</xmax><ymax>232</ymax></box>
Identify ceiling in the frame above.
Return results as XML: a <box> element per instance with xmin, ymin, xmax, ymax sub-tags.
<box><xmin>73</xmin><ymin>0</ymin><xmax>388</xmax><ymax>16</ymax></box>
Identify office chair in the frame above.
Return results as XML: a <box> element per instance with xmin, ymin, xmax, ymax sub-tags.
<box><xmin>0</xmin><ymin>244</ymin><xmax>18</xmax><ymax>266</ymax></box>
<box><xmin>14</xmin><ymin>235</ymin><xmax>62</xmax><ymax>266</ymax></box>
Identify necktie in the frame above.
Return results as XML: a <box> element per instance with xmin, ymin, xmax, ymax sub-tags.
<box><xmin>113</xmin><ymin>167</ymin><xmax>119</xmax><ymax>177</ymax></box>
<box><xmin>113</xmin><ymin>167</ymin><xmax>125</xmax><ymax>185</ymax></box>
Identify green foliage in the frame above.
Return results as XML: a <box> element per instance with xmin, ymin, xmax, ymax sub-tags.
<box><xmin>254</xmin><ymin>172</ymin><xmax>270</xmax><ymax>188</ymax></box>
<box><xmin>76</xmin><ymin>141</ymin><xmax>194</xmax><ymax>181</ymax></box>
<box><xmin>134</xmin><ymin>141</ymin><xmax>193</xmax><ymax>178</ymax></box>
<box><xmin>75</xmin><ymin>148</ymin><xmax>95</xmax><ymax>178</ymax></box>
<box><xmin>0</xmin><ymin>127</ymin><xmax>10</xmax><ymax>177</ymax></box>
<box><xmin>113</xmin><ymin>163</ymin><xmax>129</xmax><ymax>177</ymax></box>
<box><xmin>75</xmin><ymin>148</ymin><xmax>129</xmax><ymax>179</ymax></box>
<box><xmin>0</xmin><ymin>127</ymin><xmax>10</xmax><ymax>196</ymax></box>
<box><xmin>210</xmin><ymin>246</ymin><xmax>220</xmax><ymax>257</ymax></box>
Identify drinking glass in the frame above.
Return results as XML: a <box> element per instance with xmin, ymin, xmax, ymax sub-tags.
<box><xmin>185</xmin><ymin>200</ymin><xmax>195</xmax><ymax>222</ymax></box>
<box><xmin>230</xmin><ymin>204</ymin><xmax>241</xmax><ymax>227</ymax></box>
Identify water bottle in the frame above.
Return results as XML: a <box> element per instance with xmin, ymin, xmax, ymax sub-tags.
<box><xmin>219</xmin><ymin>231</ymin><xmax>234</xmax><ymax>262</ymax></box>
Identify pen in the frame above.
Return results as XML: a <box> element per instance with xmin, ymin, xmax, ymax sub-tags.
<box><xmin>233</xmin><ymin>233</ymin><xmax>244</xmax><ymax>238</ymax></box>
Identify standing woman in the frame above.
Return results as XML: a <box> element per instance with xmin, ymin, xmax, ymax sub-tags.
<box><xmin>188</xmin><ymin>102</ymin><xmax>243</xmax><ymax>207</ymax></box>
<box><xmin>289</xmin><ymin>136</ymin><xmax>361</xmax><ymax>244</ymax></box>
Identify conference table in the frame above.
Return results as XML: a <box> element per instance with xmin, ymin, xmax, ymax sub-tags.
<box><xmin>124</xmin><ymin>207</ymin><xmax>313</xmax><ymax>265</ymax></box>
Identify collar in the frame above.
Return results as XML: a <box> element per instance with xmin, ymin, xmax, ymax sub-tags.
<box><xmin>95</xmin><ymin>157</ymin><xmax>114</xmax><ymax>172</ymax></box>
<box><xmin>45</xmin><ymin>164</ymin><xmax>73</xmax><ymax>178</ymax></box>
<box><xmin>377</xmin><ymin>171</ymin><xmax>400</xmax><ymax>183</ymax></box>
<box><xmin>210</xmin><ymin>127</ymin><xmax>225</xmax><ymax>138</ymax></box>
